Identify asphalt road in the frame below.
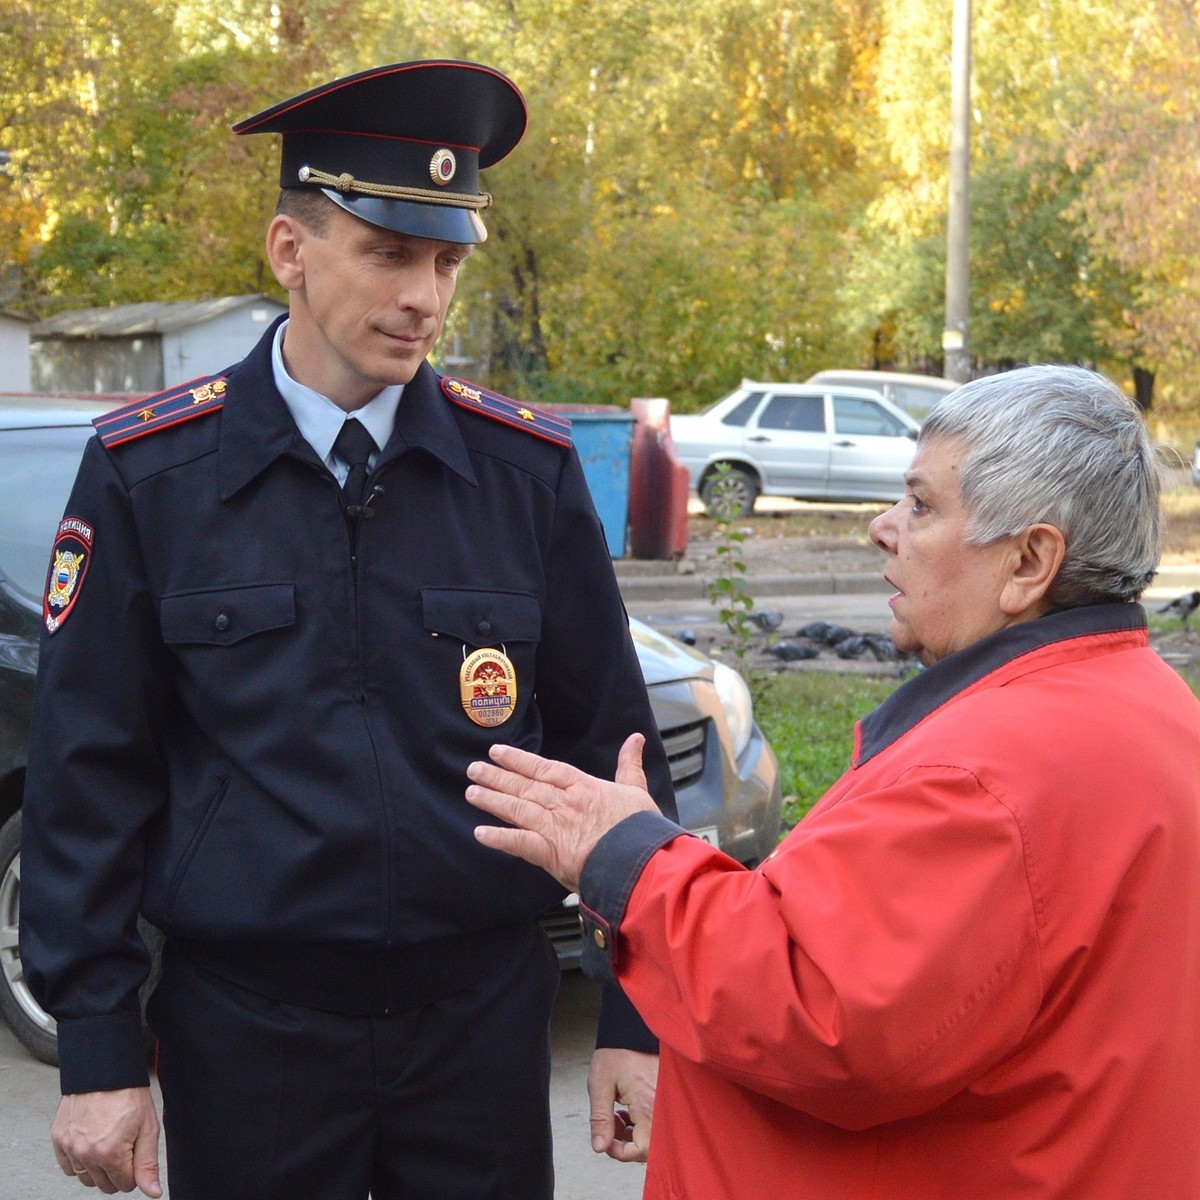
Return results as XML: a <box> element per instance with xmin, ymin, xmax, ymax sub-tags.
<box><xmin>0</xmin><ymin>971</ymin><xmax>643</xmax><ymax>1200</ymax></box>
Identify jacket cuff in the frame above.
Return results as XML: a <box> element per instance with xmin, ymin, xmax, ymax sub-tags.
<box><xmin>578</xmin><ymin>810</ymin><xmax>687</xmax><ymax>987</ymax></box>
<box><xmin>57</xmin><ymin>1012</ymin><xmax>150</xmax><ymax>1095</ymax></box>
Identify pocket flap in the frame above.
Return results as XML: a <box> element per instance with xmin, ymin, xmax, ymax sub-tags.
<box><xmin>161</xmin><ymin>582</ymin><xmax>296</xmax><ymax>646</ymax></box>
<box><xmin>421</xmin><ymin>588</ymin><xmax>541</xmax><ymax>645</ymax></box>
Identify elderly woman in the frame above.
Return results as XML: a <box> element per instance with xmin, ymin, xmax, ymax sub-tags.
<box><xmin>466</xmin><ymin>364</ymin><xmax>1200</xmax><ymax>1199</ymax></box>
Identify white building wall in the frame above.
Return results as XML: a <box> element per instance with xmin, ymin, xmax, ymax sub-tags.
<box><xmin>0</xmin><ymin>314</ymin><xmax>32</xmax><ymax>390</ymax></box>
<box><xmin>161</xmin><ymin>300</ymin><xmax>284</xmax><ymax>386</ymax></box>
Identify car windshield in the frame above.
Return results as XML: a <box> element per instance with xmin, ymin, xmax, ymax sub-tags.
<box><xmin>0</xmin><ymin>425</ymin><xmax>93</xmax><ymax>604</ymax></box>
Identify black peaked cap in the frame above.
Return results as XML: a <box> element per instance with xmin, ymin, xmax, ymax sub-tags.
<box><xmin>232</xmin><ymin>60</ymin><xmax>527</xmax><ymax>244</ymax></box>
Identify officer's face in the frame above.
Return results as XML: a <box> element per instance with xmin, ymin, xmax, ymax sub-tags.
<box><xmin>270</xmin><ymin>205</ymin><xmax>471</xmax><ymax>409</ymax></box>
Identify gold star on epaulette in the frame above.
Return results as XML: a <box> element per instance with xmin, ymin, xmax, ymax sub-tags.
<box><xmin>138</xmin><ymin>409</ymin><xmax>156</xmax><ymax>422</ymax></box>
<box><xmin>439</xmin><ymin>375</ymin><xmax>573</xmax><ymax>448</ymax></box>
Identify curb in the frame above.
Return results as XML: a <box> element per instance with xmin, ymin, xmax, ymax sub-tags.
<box><xmin>614</xmin><ymin>569</ymin><xmax>892</xmax><ymax>603</ymax></box>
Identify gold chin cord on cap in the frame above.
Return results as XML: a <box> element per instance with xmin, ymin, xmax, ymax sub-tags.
<box><xmin>297</xmin><ymin>165</ymin><xmax>492</xmax><ymax>210</ymax></box>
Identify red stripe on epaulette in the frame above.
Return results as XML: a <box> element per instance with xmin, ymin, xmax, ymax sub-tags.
<box><xmin>440</xmin><ymin>376</ymin><xmax>572</xmax><ymax>448</ymax></box>
<box><xmin>93</xmin><ymin>375</ymin><xmax>227</xmax><ymax>448</ymax></box>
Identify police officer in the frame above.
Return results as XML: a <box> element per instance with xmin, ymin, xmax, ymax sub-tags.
<box><xmin>21</xmin><ymin>60</ymin><xmax>674</xmax><ymax>1199</ymax></box>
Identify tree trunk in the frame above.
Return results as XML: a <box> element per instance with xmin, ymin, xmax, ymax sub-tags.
<box><xmin>1132</xmin><ymin>365</ymin><xmax>1155</xmax><ymax>413</ymax></box>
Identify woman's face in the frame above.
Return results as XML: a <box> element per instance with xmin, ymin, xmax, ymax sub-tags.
<box><xmin>869</xmin><ymin>436</ymin><xmax>1029</xmax><ymax>666</ymax></box>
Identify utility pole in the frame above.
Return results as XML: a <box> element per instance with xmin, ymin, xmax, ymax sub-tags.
<box><xmin>943</xmin><ymin>0</ymin><xmax>972</xmax><ymax>382</ymax></box>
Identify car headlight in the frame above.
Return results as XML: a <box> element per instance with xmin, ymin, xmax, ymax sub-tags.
<box><xmin>711</xmin><ymin>660</ymin><xmax>754</xmax><ymax>760</ymax></box>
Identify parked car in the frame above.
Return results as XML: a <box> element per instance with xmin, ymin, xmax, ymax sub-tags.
<box><xmin>671</xmin><ymin>380</ymin><xmax>921</xmax><ymax>519</ymax></box>
<box><xmin>0</xmin><ymin>393</ymin><xmax>782</xmax><ymax>1062</ymax></box>
<box><xmin>806</xmin><ymin>369</ymin><xmax>960</xmax><ymax>420</ymax></box>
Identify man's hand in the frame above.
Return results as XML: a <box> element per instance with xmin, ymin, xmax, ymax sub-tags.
<box><xmin>51</xmin><ymin>1087</ymin><xmax>162</xmax><ymax>1197</ymax></box>
<box><xmin>466</xmin><ymin>732</ymin><xmax>656</xmax><ymax>891</ymax></box>
<box><xmin>587</xmin><ymin>1048</ymin><xmax>658</xmax><ymax>1163</ymax></box>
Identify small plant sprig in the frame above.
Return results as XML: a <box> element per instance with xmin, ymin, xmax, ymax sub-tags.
<box><xmin>704</xmin><ymin>464</ymin><xmax>757</xmax><ymax>676</ymax></box>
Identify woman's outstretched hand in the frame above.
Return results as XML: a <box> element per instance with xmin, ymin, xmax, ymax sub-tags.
<box><xmin>466</xmin><ymin>732</ymin><xmax>656</xmax><ymax>891</ymax></box>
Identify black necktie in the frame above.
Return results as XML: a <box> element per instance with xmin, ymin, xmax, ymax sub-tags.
<box><xmin>333</xmin><ymin>419</ymin><xmax>376</xmax><ymax>511</ymax></box>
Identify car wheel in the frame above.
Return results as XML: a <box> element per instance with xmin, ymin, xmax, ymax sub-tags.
<box><xmin>0</xmin><ymin>811</ymin><xmax>59</xmax><ymax>1066</ymax></box>
<box><xmin>701</xmin><ymin>466</ymin><xmax>759</xmax><ymax>520</ymax></box>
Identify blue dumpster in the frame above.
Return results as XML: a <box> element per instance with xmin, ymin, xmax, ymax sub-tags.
<box><xmin>545</xmin><ymin>405</ymin><xmax>634</xmax><ymax>557</ymax></box>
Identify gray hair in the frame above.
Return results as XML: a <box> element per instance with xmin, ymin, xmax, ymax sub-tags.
<box><xmin>920</xmin><ymin>364</ymin><xmax>1162</xmax><ymax>607</ymax></box>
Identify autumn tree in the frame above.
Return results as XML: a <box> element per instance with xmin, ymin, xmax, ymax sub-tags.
<box><xmin>1065</xmin><ymin>0</ymin><xmax>1200</xmax><ymax>403</ymax></box>
<box><xmin>4</xmin><ymin>0</ymin><xmax>1199</xmax><ymax>412</ymax></box>
<box><xmin>849</xmin><ymin>0</ymin><xmax>1156</xmax><ymax>393</ymax></box>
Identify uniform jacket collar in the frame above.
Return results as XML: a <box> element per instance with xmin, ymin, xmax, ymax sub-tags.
<box><xmin>218</xmin><ymin>317</ymin><xmax>477</xmax><ymax>500</ymax></box>
<box><xmin>854</xmin><ymin>602</ymin><xmax>1148</xmax><ymax>766</ymax></box>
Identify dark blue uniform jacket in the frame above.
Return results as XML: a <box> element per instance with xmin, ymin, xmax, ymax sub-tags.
<box><xmin>22</xmin><ymin>321</ymin><xmax>675</xmax><ymax>1093</ymax></box>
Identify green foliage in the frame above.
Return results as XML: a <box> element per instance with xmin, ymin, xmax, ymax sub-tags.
<box><xmin>2</xmin><ymin>0</ymin><xmax>1200</xmax><ymax>409</ymax></box>
<box><xmin>757</xmin><ymin>671</ymin><xmax>901</xmax><ymax>829</ymax></box>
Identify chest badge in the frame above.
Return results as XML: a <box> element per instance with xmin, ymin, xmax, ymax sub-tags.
<box><xmin>460</xmin><ymin>646</ymin><xmax>517</xmax><ymax>727</ymax></box>
<box><xmin>44</xmin><ymin>516</ymin><xmax>94</xmax><ymax>634</ymax></box>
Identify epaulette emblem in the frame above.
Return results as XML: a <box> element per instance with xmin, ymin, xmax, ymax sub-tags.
<box><xmin>93</xmin><ymin>375</ymin><xmax>227</xmax><ymax>448</ymax></box>
<box><xmin>441</xmin><ymin>376</ymin><xmax>572</xmax><ymax>448</ymax></box>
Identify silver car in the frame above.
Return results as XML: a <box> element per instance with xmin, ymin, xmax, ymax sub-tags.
<box><xmin>671</xmin><ymin>380</ymin><xmax>921</xmax><ymax>519</ymax></box>
<box><xmin>0</xmin><ymin>394</ymin><xmax>782</xmax><ymax>1062</ymax></box>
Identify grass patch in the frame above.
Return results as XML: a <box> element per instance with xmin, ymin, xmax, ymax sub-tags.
<box><xmin>757</xmin><ymin>672</ymin><xmax>901</xmax><ymax>829</ymax></box>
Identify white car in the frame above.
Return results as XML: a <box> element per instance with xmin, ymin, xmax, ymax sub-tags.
<box><xmin>671</xmin><ymin>380</ymin><xmax>921</xmax><ymax>518</ymax></box>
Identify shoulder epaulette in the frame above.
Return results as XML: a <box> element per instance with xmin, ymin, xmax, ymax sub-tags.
<box><xmin>93</xmin><ymin>374</ymin><xmax>227</xmax><ymax>448</ymax></box>
<box><xmin>440</xmin><ymin>376</ymin><xmax>572</xmax><ymax>449</ymax></box>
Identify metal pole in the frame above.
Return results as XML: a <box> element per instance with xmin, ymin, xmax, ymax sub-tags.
<box><xmin>943</xmin><ymin>0</ymin><xmax>972</xmax><ymax>382</ymax></box>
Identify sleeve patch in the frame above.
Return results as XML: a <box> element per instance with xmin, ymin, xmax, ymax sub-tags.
<box><xmin>92</xmin><ymin>375</ymin><xmax>227</xmax><ymax>448</ymax></box>
<box><xmin>44</xmin><ymin>517</ymin><xmax>94</xmax><ymax>634</ymax></box>
<box><xmin>440</xmin><ymin>376</ymin><xmax>572</xmax><ymax>448</ymax></box>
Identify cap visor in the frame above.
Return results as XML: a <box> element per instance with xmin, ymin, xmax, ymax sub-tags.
<box><xmin>324</xmin><ymin>190</ymin><xmax>487</xmax><ymax>244</ymax></box>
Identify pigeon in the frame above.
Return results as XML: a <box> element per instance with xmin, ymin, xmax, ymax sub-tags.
<box><xmin>796</xmin><ymin>620</ymin><xmax>836</xmax><ymax>641</ymax></box>
<box><xmin>1158</xmin><ymin>590</ymin><xmax>1200</xmax><ymax>630</ymax></box>
<box><xmin>749</xmin><ymin>610</ymin><xmax>784</xmax><ymax>633</ymax></box>
<box><xmin>768</xmin><ymin>640</ymin><xmax>820</xmax><ymax>662</ymax></box>
<box><xmin>861</xmin><ymin>633</ymin><xmax>901</xmax><ymax>662</ymax></box>
<box><xmin>796</xmin><ymin>621</ymin><xmax>857</xmax><ymax>646</ymax></box>
<box><xmin>674</xmin><ymin>629</ymin><xmax>698</xmax><ymax>646</ymax></box>
<box><xmin>835</xmin><ymin>636</ymin><xmax>870</xmax><ymax>660</ymax></box>
<box><xmin>834</xmin><ymin>633</ymin><xmax>904</xmax><ymax>662</ymax></box>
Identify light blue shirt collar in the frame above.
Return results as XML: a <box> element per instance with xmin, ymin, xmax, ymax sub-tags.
<box><xmin>271</xmin><ymin>319</ymin><xmax>403</xmax><ymax>483</ymax></box>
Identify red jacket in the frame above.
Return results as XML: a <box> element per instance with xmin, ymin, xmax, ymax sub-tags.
<box><xmin>580</xmin><ymin>605</ymin><xmax>1200</xmax><ymax>1198</ymax></box>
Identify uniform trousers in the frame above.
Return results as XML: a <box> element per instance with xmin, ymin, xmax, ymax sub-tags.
<box><xmin>147</xmin><ymin>930</ymin><xmax>560</xmax><ymax>1200</ymax></box>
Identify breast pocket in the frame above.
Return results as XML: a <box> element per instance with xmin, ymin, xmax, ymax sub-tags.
<box><xmin>160</xmin><ymin>582</ymin><xmax>296</xmax><ymax>647</ymax></box>
<box><xmin>420</xmin><ymin>587</ymin><xmax>541</xmax><ymax>648</ymax></box>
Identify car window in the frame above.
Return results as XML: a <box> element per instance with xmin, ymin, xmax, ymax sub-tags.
<box><xmin>831</xmin><ymin>396</ymin><xmax>909</xmax><ymax>437</ymax></box>
<box><xmin>0</xmin><ymin>425</ymin><xmax>93</xmax><ymax>604</ymax></box>
<box><xmin>757</xmin><ymin>394</ymin><xmax>824</xmax><ymax>432</ymax></box>
<box><xmin>890</xmin><ymin>382</ymin><xmax>951</xmax><ymax>414</ymax></box>
<box><xmin>719</xmin><ymin>392</ymin><xmax>764</xmax><ymax>427</ymax></box>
